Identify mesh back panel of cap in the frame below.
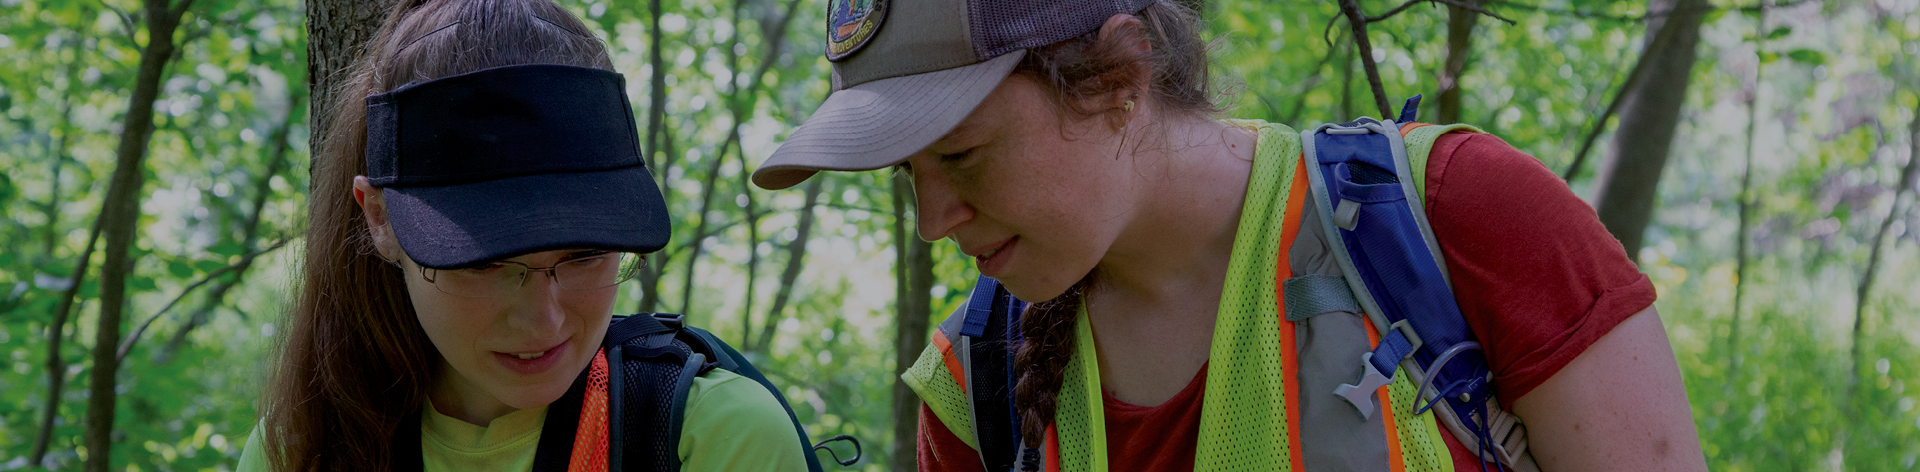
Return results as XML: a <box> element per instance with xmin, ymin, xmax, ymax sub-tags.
<box><xmin>968</xmin><ymin>0</ymin><xmax>1158</xmax><ymax>58</ymax></box>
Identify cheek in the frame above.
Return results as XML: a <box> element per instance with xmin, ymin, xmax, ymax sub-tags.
<box><xmin>403</xmin><ymin>277</ymin><xmax>490</xmax><ymax>359</ymax></box>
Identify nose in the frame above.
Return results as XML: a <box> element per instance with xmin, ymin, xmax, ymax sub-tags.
<box><xmin>910</xmin><ymin>163</ymin><xmax>975</xmax><ymax>242</ymax></box>
<box><xmin>507</xmin><ymin>271</ymin><xmax>565</xmax><ymax>338</ymax></box>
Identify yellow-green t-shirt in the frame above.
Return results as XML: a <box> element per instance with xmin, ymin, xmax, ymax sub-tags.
<box><xmin>236</xmin><ymin>368</ymin><xmax>807</xmax><ymax>471</ymax></box>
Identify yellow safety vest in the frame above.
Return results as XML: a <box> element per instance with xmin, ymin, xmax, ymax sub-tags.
<box><xmin>902</xmin><ymin>120</ymin><xmax>1537</xmax><ymax>472</ymax></box>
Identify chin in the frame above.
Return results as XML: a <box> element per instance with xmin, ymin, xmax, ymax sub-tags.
<box><xmin>497</xmin><ymin>376</ymin><xmax>575</xmax><ymax>410</ymax></box>
<box><xmin>1001</xmin><ymin>273</ymin><xmax>1083</xmax><ymax>304</ymax></box>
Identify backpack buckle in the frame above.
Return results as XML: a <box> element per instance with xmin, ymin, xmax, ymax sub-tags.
<box><xmin>651</xmin><ymin>312</ymin><xmax>685</xmax><ymax>330</ymax></box>
<box><xmin>1334</xmin><ymin>352</ymin><xmax>1393</xmax><ymax>419</ymax></box>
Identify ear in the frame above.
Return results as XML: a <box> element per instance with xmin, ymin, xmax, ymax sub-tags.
<box><xmin>353</xmin><ymin>176</ymin><xmax>406</xmax><ymax>263</ymax></box>
<box><xmin>1095</xmin><ymin>14</ymin><xmax>1154</xmax><ymax>127</ymax></box>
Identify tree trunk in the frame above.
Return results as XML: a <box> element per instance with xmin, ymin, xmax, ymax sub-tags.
<box><xmin>1847</xmin><ymin>96</ymin><xmax>1920</xmax><ymax>431</ymax></box>
<box><xmin>307</xmin><ymin>0</ymin><xmax>393</xmax><ymax>140</ymax></box>
<box><xmin>84</xmin><ymin>2</ymin><xmax>194</xmax><ymax>470</ymax></box>
<box><xmin>1728</xmin><ymin>3</ymin><xmax>1768</xmax><ymax>375</ymax></box>
<box><xmin>889</xmin><ymin>173</ymin><xmax>935</xmax><ymax>472</ymax></box>
<box><xmin>1436</xmin><ymin>1</ymin><xmax>1477</xmax><ymax>124</ymax></box>
<box><xmin>754</xmin><ymin>179</ymin><xmax>825</xmax><ymax>352</ymax></box>
<box><xmin>1588</xmin><ymin>0</ymin><xmax>1710</xmax><ymax>258</ymax></box>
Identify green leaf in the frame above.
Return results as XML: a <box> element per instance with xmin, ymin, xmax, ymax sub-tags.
<box><xmin>193</xmin><ymin>260</ymin><xmax>227</xmax><ymax>273</ymax></box>
<box><xmin>1765</xmin><ymin>26</ymin><xmax>1792</xmax><ymax>40</ymax></box>
<box><xmin>1786</xmin><ymin>49</ymin><xmax>1825</xmax><ymax>65</ymax></box>
<box><xmin>168</xmin><ymin>260</ymin><xmax>194</xmax><ymax>279</ymax></box>
<box><xmin>1759</xmin><ymin>51</ymin><xmax>1780</xmax><ymax>64</ymax></box>
<box><xmin>209</xmin><ymin>240</ymin><xmax>247</xmax><ymax>257</ymax></box>
<box><xmin>130</xmin><ymin>276</ymin><xmax>157</xmax><ymax>291</ymax></box>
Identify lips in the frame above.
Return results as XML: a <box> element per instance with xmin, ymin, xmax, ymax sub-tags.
<box><xmin>970</xmin><ymin>237</ymin><xmax>1017</xmax><ymax>277</ymax></box>
<box><xmin>494</xmin><ymin>339</ymin><xmax>569</xmax><ymax>375</ymax></box>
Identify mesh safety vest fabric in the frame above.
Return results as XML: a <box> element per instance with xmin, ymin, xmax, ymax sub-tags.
<box><xmin>901</xmin><ymin>120</ymin><xmax>1486</xmax><ymax>472</ymax></box>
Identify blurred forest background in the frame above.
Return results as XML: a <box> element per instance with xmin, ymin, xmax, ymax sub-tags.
<box><xmin>1</xmin><ymin>0</ymin><xmax>1917</xmax><ymax>469</ymax></box>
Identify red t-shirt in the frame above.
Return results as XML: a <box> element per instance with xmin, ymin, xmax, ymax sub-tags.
<box><xmin>916</xmin><ymin>131</ymin><xmax>1658</xmax><ymax>472</ymax></box>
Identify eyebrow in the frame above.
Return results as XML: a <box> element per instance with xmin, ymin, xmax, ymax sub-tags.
<box><xmin>933</xmin><ymin>121</ymin><xmax>983</xmax><ymax>151</ymax></box>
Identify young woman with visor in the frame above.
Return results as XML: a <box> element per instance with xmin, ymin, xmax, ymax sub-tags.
<box><xmin>239</xmin><ymin>0</ymin><xmax>811</xmax><ymax>469</ymax></box>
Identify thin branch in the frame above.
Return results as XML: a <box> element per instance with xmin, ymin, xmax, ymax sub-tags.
<box><xmin>1370</xmin><ymin>0</ymin><xmax>1516</xmax><ymax>25</ymax></box>
<box><xmin>1338</xmin><ymin>0</ymin><xmax>1394</xmax><ymax>119</ymax></box>
<box><xmin>116</xmin><ymin>239</ymin><xmax>288</xmax><ymax>363</ymax></box>
<box><xmin>29</xmin><ymin>208</ymin><xmax>108</xmax><ymax>465</ymax></box>
<box><xmin>1560</xmin><ymin>6</ymin><xmax>1686</xmax><ymax>182</ymax></box>
<box><xmin>1487</xmin><ymin>0</ymin><xmax>1818</xmax><ymax>23</ymax></box>
<box><xmin>103</xmin><ymin>1</ymin><xmax>139</xmax><ymax>47</ymax></box>
<box><xmin>1728</xmin><ymin>1</ymin><xmax>1769</xmax><ymax>375</ymax></box>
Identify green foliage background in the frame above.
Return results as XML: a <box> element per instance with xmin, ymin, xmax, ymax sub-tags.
<box><xmin>1</xmin><ymin>0</ymin><xmax>1916</xmax><ymax>470</ymax></box>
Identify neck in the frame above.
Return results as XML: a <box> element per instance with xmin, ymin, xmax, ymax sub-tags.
<box><xmin>430</xmin><ymin>359</ymin><xmax>517</xmax><ymax>427</ymax></box>
<box><xmin>1090</xmin><ymin>116</ymin><xmax>1257</xmax><ymax>313</ymax></box>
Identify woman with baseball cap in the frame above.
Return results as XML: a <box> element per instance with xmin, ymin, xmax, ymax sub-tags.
<box><xmin>756</xmin><ymin>0</ymin><xmax>1706</xmax><ymax>471</ymax></box>
<box><xmin>239</xmin><ymin>0</ymin><xmax>810</xmax><ymax>470</ymax></box>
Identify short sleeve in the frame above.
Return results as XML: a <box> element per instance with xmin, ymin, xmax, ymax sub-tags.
<box><xmin>919</xmin><ymin>403</ymin><xmax>988</xmax><ymax>472</ymax></box>
<box><xmin>1422</xmin><ymin>132</ymin><xmax>1658</xmax><ymax>402</ymax></box>
<box><xmin>678</xmin><ymin>369</ymin><xmax>811</xmax><ymax>471</ymax></box>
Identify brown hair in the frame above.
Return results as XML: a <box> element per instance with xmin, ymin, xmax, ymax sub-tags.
<box><xmin>260</xmin><ymin>0</ymin><xmax>612</xmax><ymax>469</ymax></box>
<box><xmin>1007</xmin><ymin>1</ymin><xmax>1214</xmax><ymax>450</ymax></box>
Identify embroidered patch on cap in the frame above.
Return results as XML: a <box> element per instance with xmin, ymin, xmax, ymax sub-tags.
<box><xmin>826</xmin><ymin>0</ymin><xmax>886</xmax><ymax>62</ymax></box>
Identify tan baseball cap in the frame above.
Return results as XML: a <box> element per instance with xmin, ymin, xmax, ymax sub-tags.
<box><xmin>751</xmin><ymin>0</ymin><xmax>1158</xmax><ymax>190</ymax></box>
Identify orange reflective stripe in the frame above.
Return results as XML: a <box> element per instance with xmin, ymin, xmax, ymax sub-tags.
<box><xmin>932</xmin><ymin>333</ymin><xmax>968</xmax><ymax>394</ymax></box>
<box><xmin>1273</xmin><ymin>157</ymin><xmax>1310</xmax><ymax>472</ymax></box>
<box><xmin>1045</xmin><ymin>424</ymin><xmax>1062</xmax><ymax>472</ymax></box>
<box><xmin>1400</xmin><ymin>122</ymin><xmax>1431</xmax><ymax>135</ymax></box>
<box><xmin>571</xmin><ymin>349</ymin><xmax>611</xmax><ymax>472</ymax></box>
<box><xmin>1363</xmin><ymin>321</ymin><xmax>1410</xmax><ymax>472</ymax></box>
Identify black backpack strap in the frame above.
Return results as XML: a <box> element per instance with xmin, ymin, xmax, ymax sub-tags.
<box><xmin>605</xmin><ymin>313</ymin><xmax>698</xmax><ymax>472</ymax></box>
<box><xmin>679</xmin><ymin>325</ymin><xmax>828</xmax><ymax>472</ymax></box>
<box><xmin>964</xmin><ymin>276</ymin><xmax>1025</xmax><ymax>472</ymax></box>
<box><xmin>391</xmin><ymin>409</ymin><xmax>425</xmax><ymax>472</ymax></box>
<box><xmin>530</xmin><ymin>359</ymin><xmax>595</xmax><ymax>471</ymax></box>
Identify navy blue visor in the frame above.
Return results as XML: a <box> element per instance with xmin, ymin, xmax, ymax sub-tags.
<box><xmin>365</xmin><ymin>64</ymin><xmax>670</xmax><ymax>269</ymax></box>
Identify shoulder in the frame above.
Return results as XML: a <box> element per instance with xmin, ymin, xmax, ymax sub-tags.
<box><xmin>678</xmin><ymin>368</ymin><xmax>808</xmax><ymax>471</ymax></box>
<box><xmin>1416</xmin><ymin>130</ymin><xmax>1657</xmax><ymax>401</ymax></box>
<box><xmin>236</xmin><ymin>420</ymin><xmax>270</xmax><ymax>472</ymax></box>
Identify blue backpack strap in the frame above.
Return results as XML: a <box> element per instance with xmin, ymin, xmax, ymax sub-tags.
<box><xmin>963</xmin><ymin>275</ymin><xmax>1028</xmax><ymax>472</ymax></box>
<box><xmin>1299</xmin><ymin>96</ymin><xmax>1498</xmax><ymax>446</ymax></box>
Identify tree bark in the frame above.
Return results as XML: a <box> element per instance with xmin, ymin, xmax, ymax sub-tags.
<box><xmin>84</xmin><ymin>1</ymin><xmax>194</xmax><ymax>470</ymax></box>
<box><xmin>306</xmin><ymin>0</ymin><xmax>393</xmax><ymax>141</ymax></box>
<box><xmin>754</xmin><ymin>179</ymin><xmax>824</xmax><ymax>351</ymax></box>
<box><xmin>636</xmin><ymin>0</ymin><xmax>669</xmax><ymax>314</ymax></box>
<box><xmin>1588</xmin><ymin>0</ymin><xmax>1710</xmax><ymax>258</ymax></box>
<box><xmin>889</xmin><ymin>172</ymin><xmax>935</xmax><ymax>472</ymax></box>
<box><xmin>1436</xmin><ymin>1</ymin><xmax>1477</xmax><ymax>124</ymax></box>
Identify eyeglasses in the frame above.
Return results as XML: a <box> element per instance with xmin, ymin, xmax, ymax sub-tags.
<box><xmin>419</xmin><ymin>251</ymin><xmax>645</xmax><ymax>299</ymax></box>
